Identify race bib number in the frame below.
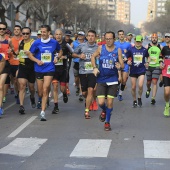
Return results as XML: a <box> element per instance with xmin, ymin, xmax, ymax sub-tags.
<box><xmin>84</xmin><ymin>62</ymin><xmax>93</xmax><ymax>70</ymax></box>
<box><xmin>150</xmin><ymin>56</ymin><xmax>157</xmax><ymax>65</ymax></box>
<box><xmin>134</xmin><ymin>55</ymin><xmax>142</xmax><ymax>64</ymax></box>
<box><xmin>41</xmin><ymin>53</ymin><xmax>52</xmax><ymax>63</ymax></box>
<box><xmin>19</xmin><ymin>50</ymin><xmax>28</xmax><ymax>59</ymax></box>
<box><xmin>167</xmin><ymin>65</ymin><xmax>170</xmax><ymax>74</ymax></box>
<box><xmin>55</xmin><ymin>58</ymin><xmax>63</xmax><ymax>65</ymax></box>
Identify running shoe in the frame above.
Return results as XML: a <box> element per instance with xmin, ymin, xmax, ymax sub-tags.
<box><xmin>3</xmin><ymin>97</ymin><xmax>6</xmax><ymax>103</ymax></box>
<box><xmin>84</xmin><ymin>111</ymin><xmax>90</xmax><ymax>119</ymax></box>
<box><xmin>99</xmin><ymin>110</ymin><xmax>106</xmax><ymax>122</ymax></box>
<box><xmin>66</xmin><ymin>88</ymin><xmax>70</xmax><ymax>95</ymax></box>
<box><xmin>159</xmin><ymin>81</ymin><xmax>164</xmax><ymax>87</ymax></box>
<box><xmin>63</xmin><ymin>93</ymin><xmax>68</xmax><ymax>103</ymax></box>
<box><xmin>30</xmin><ymin>96</ymin><xmax>36</xmax><ymax>108</ymax></box>
<box><xmin>164</xmin><ymin>106</ymin><xmax>170</xmax><ymax>117</ymax></box>
<box><xmin>37</xmin><ymin>101</ymin><xmax>41</xmax><ymax>109</ymax></box>
<box><xmin>151</xmin><ymin>98</ymin><xmax>156</xmax><ymax>105</ymax></box>
<box><xmin>133</xmin><ymin>100</ymin><xmax>137</xmax><ymax>108</ymax></box>
<box><xmin>93</xmin><ymin>100</ymin><xmax>98</xmax><ymax>111</ymax></box>
<box><xmin>104</xmin><ymin>122</ymin><xmax>111</xmax><ymax>131</ymax></box>
<box><xmin>138</xmin><ymin>98</ymin><xmax>142</xmax><ymax>107</ymax></box>
<box><xmin>79</xmin><ymin>95</ymin><xmax>84</xmax><ymax>102</ymax></box>
<box><xmin>89</xmin><ymin>102</ymin><xmax>93</xmax><ymax>111</ymax></box>
<box><xmin>0</xmin><ymin>108</ymin><xmax>4</xmax><ymax>117</ymax></box>
<box><xmin>40</xmin><ymin>111</ymin><xmax>46</xmax><ymax>121</ymax></box>
<box><xmin>76</xmin><ymin>88</ymin><xmax>80</xmax><ymax>96</ymax></box>
<box><xmin>19</xmin><ymin>105</ymin><xmax>25</xmax><ymax>114</ymax></box>
<box><xmin>118</xmin><ymin>95</ymin><xmax>123</xmax><ymax>101</ymax></box>
<box><xmin>52</xmin><ymin>106</ymin><xmax>59</xmax><ymax>114</ymax></box>
<box><xmin>145</xmin><ymin>88</ymin><xmax>151</xmax><ymax>98</ymax></box>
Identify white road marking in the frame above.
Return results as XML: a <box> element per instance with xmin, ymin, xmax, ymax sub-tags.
<box><xmin>70</xmin><ymin>139</ymin><xmax>112</xmax><ymax>158</ymax></box>
<box><xmin>0</xmin><ymin>138</ymin><xmax>47</xmax><ymax>157</ymax></box>
<box><xmin>144</xmin><ymin>140</ymin><xmax>170</xmax><ymax>159</ymax></box>
<box><xmin>64</xmin><ymin>164</ymin><xmax>102</xmax><ymax>169</ymax></box>
<box><xmin>8</xmin><ymin>116</ymin><xmax>38</xmax><ymax>138</ymax></box>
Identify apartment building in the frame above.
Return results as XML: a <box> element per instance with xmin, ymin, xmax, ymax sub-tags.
<box><xmin>116</xmin><ymin>0</ymin><xmax>131</xmax><ymax>24</ymax></box>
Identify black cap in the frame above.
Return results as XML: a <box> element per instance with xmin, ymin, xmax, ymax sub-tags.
<box><xmin>65</xmin><ymin>30</ymin><xmax>71</xmax><ymax>36</ymax></box>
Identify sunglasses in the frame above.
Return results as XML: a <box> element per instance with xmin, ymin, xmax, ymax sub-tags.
<box><xmin>165</xmin><ymin>36</ymin><xmax>170</xmax><ymax>38</ymax></box>
<box><xmin>22</xmin><ymin>32</ymin><xmax>30</xmax><ymax>35</ymax></box>
<box><xmin>0</xmin><ymin>28</ymin><xmax>6</xmax><ymax>30</ymax></box>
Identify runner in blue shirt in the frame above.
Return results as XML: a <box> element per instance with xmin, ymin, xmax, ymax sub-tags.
<box><xmin>127</xmin><ymin>35</ymin><xmax>149</xmax><ymax>107</ymax></box>
<box><xmin>26</xmin><ymin>25</ymin><xmax>62</xmax><ymax>121</ymax></box>
<box><xmin>115</xmin><ymin>30</ymin><xmax>131</xmax><ymax>101</ymax></box>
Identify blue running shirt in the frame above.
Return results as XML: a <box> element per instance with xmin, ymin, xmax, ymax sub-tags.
<box><xmin>30</xmin><ymin>39</ymin><xmax>60</xmax><ymax>73</ymax></box>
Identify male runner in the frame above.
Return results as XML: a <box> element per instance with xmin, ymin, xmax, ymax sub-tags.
<box><xmin>145</xmin><ymin>33</ymin><xmax>162</xmax><ymax>105</ymax></box>
<box><xmin>91</xmin><ymin>31</ymin><xmax>124</xmax><ymax>131</ymax></box>
<box><xmin>115</xmin><ymin>30</ymin><xmax>131</xmax><ymax>101</ymax></box>
<box><xmin>73</xmin><ymin>30</ymin><xmax>98</xmax><ymax>119</ymax></box>
<box><xmin>27</xmin><ymin>25</ymin><xmax>62</xmax><ymax>121</ymax></box>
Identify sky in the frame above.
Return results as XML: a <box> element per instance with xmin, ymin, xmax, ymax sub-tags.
<box><xmin>130</xmin><ymin>0</ymin><xmax>148</xmax><ymax>27</ymax></box>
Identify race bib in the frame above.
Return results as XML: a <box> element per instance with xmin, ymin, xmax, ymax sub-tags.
<box><xmin>134</xmin><ymin>55</ymin><xmax>142</xmax><ymax>64</ymax></box>
<box><xmin>167</xmin><ymin>65</ymin><xmax>170</xmax><ymax>74</ymax></box>
<box><xmin>19</xmin><ymin>50</ymin><xmax>28</xmax><ymax>59</ymax></box>
<box><xmin>150</xmin><ymin>56</ymin><xmax>157</xmax><ymax>65</ymax></box>
<box><xmin>55</xmin><ymin>58</ymin><xmax>63</xmax><ymax>65</ymax></box>
<box><xmin>84</xmin><ymin>62</ymin><xmax>93</xmax><ymax>70</ymax></box>
<box><xmin>41</xmin><ymin>53</ymin><xmax>52</xmax><ymax>63</ymax></box>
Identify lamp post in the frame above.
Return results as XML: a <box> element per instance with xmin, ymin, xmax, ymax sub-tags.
<box><xmin>47</xmin><ymin>0</ymin><xmax>50</xmax><ymax>25</ymax></box>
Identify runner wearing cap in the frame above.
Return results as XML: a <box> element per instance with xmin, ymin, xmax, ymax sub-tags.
<box><xmin>115</xmin><ymin>30</ymin><xmax>131</xmax><ymax>101</ymax></box>
<box><xmin>145</xmin><ymin>33</ymin><xmax>162</xmax><ymax>105</ymax></box>
<box><xmin>37</xmin><ymin>30</ymin><xmax>41</xmax><ymax>39</ymax></box>
<box><xmin>127</xmin><ymin>35</ymin><xmax>149</xmax><ymax>107</ymax></box>
<box><xmin>72</xmin><ymin>31</ymin><xmax>86</xmax><ymax>101</ymax></box>
<box><xmin>64</xmin><ymin>30</ymin><xmax>73</xmax><ymax>95</ymax></box>
<box><xmin>126</xmin><ymin>33</ymin><xmax>134</xmax><ymax>46</ymax></box>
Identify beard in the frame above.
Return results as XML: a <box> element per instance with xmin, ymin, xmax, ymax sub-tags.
<box><xmin>152</xmin><ymin>40</ymin><xmax>157</xmax><ymax>45</ymax></box>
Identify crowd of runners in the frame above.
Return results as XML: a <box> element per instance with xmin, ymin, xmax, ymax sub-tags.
<box><xmin>0</xmin><ymin>21</ymin><xmax>170</xmax><ymax>131</ymax></box>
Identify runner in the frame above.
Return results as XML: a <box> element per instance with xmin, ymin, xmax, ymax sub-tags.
<box><xmin>27</xmin><ymin>25</ymin><xmax>62</xmax><ymax>121</ymax></box>
<box><xmin>115</xmin><ymin>30</ymin><xmax>131</xmax><ymax>101</ymax></box>
<box><xmin>160</xmin><ymin>43</ymin><xmax>170</xmax><ymax>117</ymax></box>
<box><xmin>17</xmin><ymin>27</ymin><xmax>36</xmax><ymax>114</ymax></box>
<box><xmin>9</xmin><ymin>25</ymin><xmax>23</xmax><ymax>103</ymax></box>
<box><xmin>72</xmin><ymin>31</ymin><xmax>86</xmax><ymax>101</ymax></box>
<box><xmin>73</xmin><ymin>30</ymin><xmax>98</xmax><ymax>119</ymax></box>
<box><xmin>0</xmin><ymin>22</ymin><xmax>14</xmax><ymax>116</ymax></box>
<box><xmin>159</xmin><ymin>33</ymin><xmax>170</xmax><ymax>87</ymax></box>
<box><xmin>127</xmin><ymin>35</ymin><xmax>149</xmax><ymax>107</ymax></box>
<box><xmin>51</xmin><ymin>29</ymin><xmax>70</xmax><ymax>114</ymax></box>
<box><xmin>126</xmin><ymin>33</ymin><xmax>134</xmax><ymax>46</ymax></box>
<box><xmin>91</xmin><ymin>31</ymin><xmax>124</xmax><ymax>131</ymax></box>
<box><xmin>145</xmin><ymin>33</ymin><xmax>162</xmax><ymax>105</ymax></box>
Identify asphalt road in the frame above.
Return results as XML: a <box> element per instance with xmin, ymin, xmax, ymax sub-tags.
<box><xmin>0</xmin><ymin>44</ymin><xmax>169</xmax><ymax>170</ymax></box>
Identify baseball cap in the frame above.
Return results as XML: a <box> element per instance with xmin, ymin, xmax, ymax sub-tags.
<box><xmin>65</xmin><ymin>30</ymin><xmax>71</xmax><ymax>36</ymax></box>
<box><xmin>165</xmin><ymin>33</ymin><xmax>170</xmax><ymax>37</ymax></box>
<box><xmin>37</xmin><ymin>30</ymin><xmax>41</xmax><ymax>35</ymax></box>
<box><xmin>127</xmin><ymin>33</ymin><xmax>133</xmax><ymax>36</ymax></box>
<box><xmin>135</xmin><ymin>35</ymin><xmax>143</xmax><ymax>42</ymax></box>
<box><xmin>78</xmin><ymin>31</ymin><xmax>85</xmax><ymax>36</ymax></box>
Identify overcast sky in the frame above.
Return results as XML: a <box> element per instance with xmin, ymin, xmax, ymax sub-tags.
<box><xmin>130</xmin><ymin>0</ymin><xmax>148</xmax><ymax>27</ymax></box>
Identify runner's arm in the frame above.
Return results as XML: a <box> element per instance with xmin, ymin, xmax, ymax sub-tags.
<box><xmin>91</xmin><ymin>46</ymin><xmax>101</xmax><ymax>68</ymax></box>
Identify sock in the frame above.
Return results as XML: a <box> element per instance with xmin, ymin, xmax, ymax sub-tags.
<box><xmin>119</xmin><ymin>90</ymin><xmax>123</xmax><ymax>95</ymax></box>
<box><xmin>85</xmin><ymin>109</ymin><xmax>89</xmax><ymax>112</ymax></box>
<box><xmin>99</xmin><ymin>103</ymin><xmax>106</xmax><ymax>111</ymax></box>
<box><xmin>166</xmin><ymin>102</ymin><xmax>169</xmax><ymax>108</ymax></box>
<box><xmin>120</xmin><ymin>84</ymin><xmax>125</xmax><ymax>91</ymax></box>
<box><xmin>54</xmin><ymin>103</ymin><xmax>58</xmax><ymax>107</ymax></box>
<box><xmin>106</xmin><ymin>107</ymin><xmax>113</xmax><ymax>123</ymax></box>
<box><xmin>38</xmin><ymin>97</ymin><xmax>42</xmax><ymax>102</ymax></box>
